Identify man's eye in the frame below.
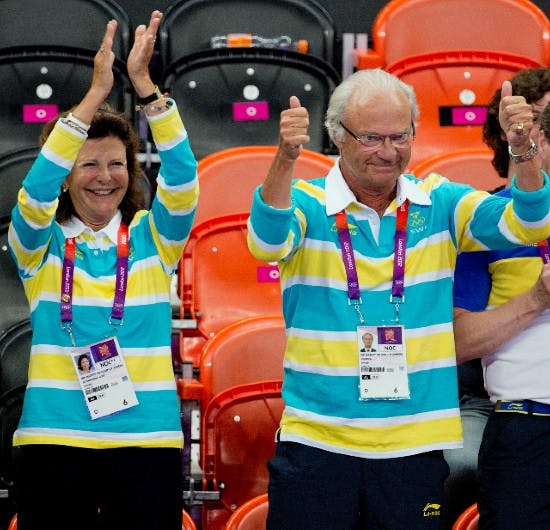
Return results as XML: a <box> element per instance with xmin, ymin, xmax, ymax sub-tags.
<box><xmin>363</xmin><ymin>135</ymin><xmax>382</xmax><ymax>143</ymax></box>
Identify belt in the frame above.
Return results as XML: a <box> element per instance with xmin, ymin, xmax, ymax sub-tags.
<box><xmin>495</xmin><ymin>400</ymin><xmax>550</xmax><ymax>416</ymax></box>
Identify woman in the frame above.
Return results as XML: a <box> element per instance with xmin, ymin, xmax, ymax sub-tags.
<box><xmin>77</xmin><ymin>354</ymin><xmax>93</xmax><ymax>373</ymax></box>
<box><xmin>8</xmin><ymin>11</ymin><xmax>198</xmax><ymax>530</ymax></box>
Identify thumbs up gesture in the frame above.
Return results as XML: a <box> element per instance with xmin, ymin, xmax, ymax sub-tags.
<box><xmin>278</xmin><ymin>96</ymin><xmax>310</xmax><ymax>160</ymax></box>
<box><xmin>498</xmin><ymin>80</ymin><xmax>534</xmax><ymax>152</ymax></box>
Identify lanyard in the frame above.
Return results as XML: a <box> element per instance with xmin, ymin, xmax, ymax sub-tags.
<box><xmin>538</xmin><ymin>240</ymin><xmax>550</xmax><ymax>264</ymax></box>
<box><xmin>335</xmin><ymin>200</ymin><xmax>410</xmax><ymax>323</ymax></box>
<box><xmin>61</xmin><ymin>224</ymin><xmax>129</xmax><ymax>345</ymax></box>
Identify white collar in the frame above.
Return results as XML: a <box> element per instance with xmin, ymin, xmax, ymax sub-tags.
<box><xmin>60</xmin><ymin>210</ymin><xmax>122</xmax><ymax>243</ymax></box>
<box><xmin>325</xmin><ymin>159</ymin><xmax>432</xmax><ymax>216</ymax></box>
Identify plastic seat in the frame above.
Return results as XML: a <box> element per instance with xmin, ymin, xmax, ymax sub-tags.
<box><xmin>0</xmin><ymin>228</ymin><xmax>30</xmax><ymax>336</ymax></box>
<box><xmin>0</xmin><ymin>147</ymin><xmax>39</xmax><ymax>226</ymax></box>
<box><xmin>178</xmin><ymin>315</ymin><xmax>286</xmax><ymax>409</ymax></box>
<box><xmin>159</xmin><ymin>0</ymin><xmax>337</xmax><ymax>67</ymax></box>
<box><xmin>200</xmin><ymin>380</ymin><xmax>283</xmax><ymax>530</ymax></box>
<box><xmin>384</xmin><ymin>50</ymin><xmax>540</xmax><ymax>169</ymax></box>
<box><xmin>8</xmin><ymin>510</ymin><xmax>198</xmax><ymax>529</ymax></box>
<box><xmin>194</xmin><ymin>145</ymin><xmax>334</xmax><ymax>226</ymax></box>
<box><xmin>452</xmin><ymin>503</ymin><xmax>479</xmax><ymax>530</ymax></box>
<box><xmin>161</xmin><ymin>48</ymin><xmax>340</xmax><ymax>160</ymax></box>
<box><xmin>178</xmin><ymin>213</ymin><xmax>283</xmax><ymax>366</ymax></box>
<box><xmin>0</xmin><ymin>320</ymin><xmax>32</xmax><ymax>396</ymax></box>
<box><xmin>225</xmin><ymin>493</ymin><xmax>268</xmax><ymax>530</ymax></box>
<box><xmin>353</xmin><ymin>0</ymin><xmax>550</xmax><ymax>69</ymax></box>
<box><xmin>411</xmin><ymin>147</ymin><xmax>502</xmax><ymax>191</ymax></box>
<box><xmin>0</xmin><ymin>51</ymin><xmax>133</xmax><ymax>154</ymax></box>
<box><xmin>0</xmin><ymin>0</ymin><xmax>131</xmax><ymax>59</ymax></box>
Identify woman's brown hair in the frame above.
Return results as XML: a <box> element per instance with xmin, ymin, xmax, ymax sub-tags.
<box><xmin>40</xmin><ymin>104</ymin><xmax>145</xmax><ymax>225</ymax></box>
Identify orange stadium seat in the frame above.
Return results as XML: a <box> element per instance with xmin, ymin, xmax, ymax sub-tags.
<box><xmin>200</xmin><ymin>380</ymin><xmax>283</xmax><ymax>530</ymax></box>
<box><xmin>193</xmin><ymin>145</ymin><xmax>334</xmax><ymax>226</ymax></box>
<box><xmin>452</xmin><ymin>503</ymin><xmax>479</xmax><ymax>530</ymax></box>
<box><xmin>178</xmin><ymin>213</ymin><xmax>283</xmax><ymax>366</ymax></box>
<box><xmin>178</xmin><ymin>314</ymin><xmax>286</xmax><ymax>410</ymax></box>
<box><xmin>225</xmin><ymin>493</ymin><xmax>268</xmax><ymax>530</ymax></box>
<box><xmin>353</xmin><ymin>0</ymin><xmax>550</xmax><ymax>70</ymax></box>
<box><xmin>385</xmin><ymin>50</ymin><xmax>540</xmax><ymax>169</ymax></box>
<box><xmin>411</xmin><ymin>147</ymin><xmax>502</xmax><ymax>191</ymax></box>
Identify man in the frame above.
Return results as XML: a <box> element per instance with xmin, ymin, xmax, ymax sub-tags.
<box><xmin>453</xmin><ymin>86</ymin><xmax>550</xmax><ymax>528</ymax></box>
<box><xmin>445</xmin><ymin>67</ymin><xmax>550</xmax><ymax>528</ymax></box>
<box><xmin>247</xmin><ymin>68</ymin><xmax>550</xmax><ymax>529</ymax></box>
<box><xmin>360</xmin><ymin>332</ymin><xmax>376</xmax><ymax>352</ymax></box>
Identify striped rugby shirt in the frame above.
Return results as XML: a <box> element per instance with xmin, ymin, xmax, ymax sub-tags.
<box><xmin>8</xmin><ymin>101</ymin><xmax>198</xmax><ymax>449</ymax></box>
<box><xmin>247</xmin><ymin>162</ymin><xmax>550</xmax><ymax>458</ymax></box>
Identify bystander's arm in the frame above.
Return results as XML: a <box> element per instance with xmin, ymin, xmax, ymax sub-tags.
<box><xmin>454</xmin><ymin>263</ymin><xmax>550</xmax><ymax>362</ymax></box>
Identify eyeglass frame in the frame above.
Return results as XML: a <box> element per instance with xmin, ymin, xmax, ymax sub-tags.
<box><xmin>339</xmin><ymin>121</ymin><xmax>416</xmax><ymax>149</ymax></box>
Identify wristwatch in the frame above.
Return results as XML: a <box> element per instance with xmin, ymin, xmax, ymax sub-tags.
<box><xmin>135</xmin><ymin>85</ymin><xmax>164</xmax><ymax>110</ymax></box>
<box><xmin>508</xmin><ymin>139</ymin><xmax>538</xmax><ymax>164</ymax></box>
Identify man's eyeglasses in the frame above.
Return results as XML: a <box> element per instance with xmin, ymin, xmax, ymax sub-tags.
<box><xmin>339</xmin><ymin>122</ymin><xmax>414</xmax><ymax>150</ymax></box>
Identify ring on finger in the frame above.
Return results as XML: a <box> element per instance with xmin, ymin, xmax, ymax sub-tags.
<box><xmin>515</xmin><ymin>122</ymin><xmax>524</xmax><ymax>133</ymax></box>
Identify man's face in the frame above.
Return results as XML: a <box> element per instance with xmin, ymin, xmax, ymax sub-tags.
<box><xmin>362</xmin><ymin>334</ymin><xmax>373</xmax><ymax>349</ymax></box>
<box><xmin>335</xmin><ymin>89</ymin><xmax>413</xmax><ymax>199</ymax></box>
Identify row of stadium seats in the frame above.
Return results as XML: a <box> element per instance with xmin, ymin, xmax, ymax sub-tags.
<box><xmin>0</xmin><ymin>0</ymin><xmax>549</xmax><ymax>160</ymax></box>
<box><xmin>2</xmin><ymin>0</ymin><xmax>550</xmax><ymax>528</ymax></box>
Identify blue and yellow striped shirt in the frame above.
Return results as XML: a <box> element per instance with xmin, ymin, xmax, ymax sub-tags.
<box><xmin>247</xmin><ymin>163</ymin><xmax>550</xmax><ymax>458</ymax></box>
<box><xmin>9</xmin><ymin>102</ymin><xmax>198</xmax><ymax>449</ymax></box>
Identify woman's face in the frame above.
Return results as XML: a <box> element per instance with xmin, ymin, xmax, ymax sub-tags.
<box><xmin>65</xmin><ymin>135</ymin><xmax>129</xmax><ymax>231</ymax></box>
<box><xmin>80</xmin><ymin>356</ymin><xmax>90</xmax><ymax>371</ymax></box>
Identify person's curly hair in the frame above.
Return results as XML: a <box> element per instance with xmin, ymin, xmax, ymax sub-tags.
<box><xmin>483</xmin><ymin>68</ymin><xmax>550</xmax><ymax>179</ymax></box>
<box><xmin>39</xmin><ymin>104</ymin><xmax>145</xmax><ymax>225</ymax></box>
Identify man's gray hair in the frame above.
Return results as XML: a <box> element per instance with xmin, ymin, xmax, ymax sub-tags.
<box><xmin>325</xmin><ymin>69</ymin><xmax>419</xmax><ymax>144</ymax></box>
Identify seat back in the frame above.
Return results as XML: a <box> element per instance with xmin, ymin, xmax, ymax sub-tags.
<box><xmin>411</xmin><ymin>148</ymin><xmax>502</xmax><ymax>191</ymax></box>
<box><xmin>0</xmin><ymin>229</ymin><xmax>30</xmax><ymax>336</ymax></box>
<box><xmin>179</xmin><ymin>213</ymin><xmax>283</xmax><ymax>340</ymax></box>
<box><xmin>162</xmin><ymin>48</ymin><xmax>339</xmax><ymax>160</ymax></box>
<box><xmin>199</xmin><ymin>315</ymin><xmax>286</xmax><ymax>409</ymax></box>
<box><xmin>0</xmin><ymin>0</ymin><xmax>131</xmax><ymax>59</ymax></box>
<box><xmin>225</xmin><ymin>493</ymin><xmax>268</xmax><ymax>530</ymax></box>
<box><xmin>159</xmin><ymin>0</ymin><xmax>336</xmax><ymax>67</ymax></box>
<box><xmin>194</xmin><ymin>146</ymin><xmax>333</xmax><ymax>225</ymax></box>
<box><xmin>452</xmin><ymin>503</ymin><xmax>479</xmax><ymax>530</ymax></box>
<box><xmin>0</xmin><ymin>320</ymin><xmax>31</xmax><ymax>396</ymax></box>
<box><xmin>371</xmin><ymin>0</ymin><xmax>550</xmax><ymax>68</ymax></box>
<box><xmin>201</xmin><ymin>380</ymin><xmax>283</xmax><ymax>530</ymax></box>
<box><xmin>0</xmin><ymin>52</ymin><xmax>133</xmax><ymax>154</ymax></box>
<box><xmin>0</xmin><ymin>147</ymin><xmax>39</xmax><ymax>226</ymax></box>
<box><xmin>387</xmin><ymin>50</ymin><xmax>541</xmax><ymax>169</ymax></box>
<box><xmin>182</xmin><ymin>509</ymin><xmax>198</xmax><ymax>530</ymax></box>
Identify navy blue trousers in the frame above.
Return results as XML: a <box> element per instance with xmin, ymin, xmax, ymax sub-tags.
<box><xmin>478</xmin><ymin>411</ymin><xmax>550</xmax><ymax>530</ymax></box>
<box><xmin>267</xmin><ymin>441</ymin><xmax>450</xmax><ymax>530</ymax></box>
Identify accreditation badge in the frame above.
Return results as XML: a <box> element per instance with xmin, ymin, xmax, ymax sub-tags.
<box><xmin>71</xmin><ymin>336</ymin><xmax>138</xmax><ymax>419</ymax></box>
<box><xmin>357</xmin><ymin>325</ymin><xmax>410</xmax><ymax>400</ymax></box>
